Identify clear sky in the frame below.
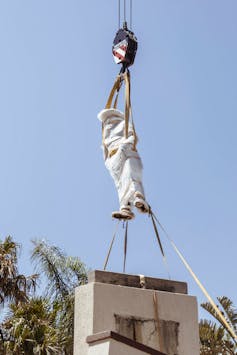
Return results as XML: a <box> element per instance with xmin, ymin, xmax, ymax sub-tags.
<box><xmin>0</xmin><ymin>0</ymin><xmax>236</xmax><ymax>320</ymax></box>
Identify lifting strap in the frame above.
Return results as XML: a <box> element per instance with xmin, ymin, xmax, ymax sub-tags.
<box><xmin>105</xmin><ymin>75</ymin><xmax>122</xmax><ymax>110</ymax></box>
<box><xmin>103</xmin><ymin>220</ymin><xmax>129</xmax><ymax>274</ymax></box>
<box><xmin>151</xmin><ymin>211</ymin><xmax>237</xmax><ymax>344</ymax></box>
<box><xmin>103</xmin><ymin>71</ymin><xmax>138</xmax><ymax>159</ymax></box>
<box><xmin>103</xmin><ymin>221</ymin><xmax>120</xmax><ymax>270</ymax></box>
<box><xmin>124</xmin><ymin>71</ymin><xmax>131</xmax><ymax>139</ymax></box>
<box><xmin>150</xmin><ymin>211</ymin><xmax>165</xmax><ymax>258</ymax></box>
<box><xmin>124</xmin><ymin>71</ymin><xmax>138</xmax><ymax>149</ymax></box>
<box><xmin>149</xmin><ymin>208</ymin><xmax>171</xmax><ymax>280</ymax></box>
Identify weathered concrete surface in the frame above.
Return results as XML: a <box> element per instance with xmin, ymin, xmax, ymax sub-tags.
<box><xmin>74</xmin><ymin>272</ymin><xmax>200</xmax><ymax>355</ymax></box>
<box><xmin>88</xmin><ymin>270</ymin><xmax>187</xmax><ymax>294</ymax></box>
<box><xmin>115</xmin><ymin>315</ymin><xmax>179</xmax><ymax>354</ymax></box>
<box><xmin>88</xmin><ymin>339</ymin><xmax>146</xmax><ymax>355</ymax></box>
<box><xmin>87</xmin><ymin>331</ymin><xmax>165</xmax><ymax>355</ymax></box>
<box><xmin>87</xmin><ymin>340</ymin><xmax>110</xmax><ymax>355</ymax></box>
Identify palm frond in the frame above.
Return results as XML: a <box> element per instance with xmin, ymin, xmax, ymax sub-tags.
<box><xmin>31</xmin><ymin>240</ymin><xmax>69</xmax><ymax>299</ymax></box>
<box><xmin>2</xmin><ymin>297</ymin><xmax>64</xmax><ymax>354</ymax></box>
<box><xmin>201</xmin><ymin>297</ymin><xmax>237</xmax><ymax>343</ymax></box>
<box><xmin>199</xmin><ymin>319</ymin><xmax>236</xmax><ymax>355</ymax></box>
<box><xmin>217</xmin><ymin>296</ymin><xmax>237</xmax><ymax>332</ymax></box>
<box><xmin>0</xmin><ymin>236</ymin><xmax>37</xmax><ymax>306</ymax></box>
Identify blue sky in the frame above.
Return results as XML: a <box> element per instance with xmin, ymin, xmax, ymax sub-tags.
<box><xmin>0</xmin><ymin>0</ymin><xmax>236</xmax><ymax>320</ymax></box>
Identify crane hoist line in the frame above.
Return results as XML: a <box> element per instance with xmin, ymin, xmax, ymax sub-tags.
<box><xmin>113</xmin><ymin>0</ymin><xmax>137</xmax><ymax>73</ymax></box>
<box><xmin>99</xmin><ymin>0</ymin><xmax>169</xmax><ymax>277</ymax></box>
<box><xmin>97</xmin><ymin>3</ymin><xmax>237</xmax><ymax>344</ymax></box>
<box><xmin>105</xmin><ymin>1</ymin><xmax>138</xmax><ymax>159</ymax></box>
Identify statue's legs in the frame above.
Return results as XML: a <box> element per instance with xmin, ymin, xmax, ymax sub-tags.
<box><xmin>105</xmin><ymin>144</ymin><xmax>149</xmax><ymax>219</ymax></box>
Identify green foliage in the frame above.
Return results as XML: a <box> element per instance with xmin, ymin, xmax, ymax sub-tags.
<box><xmin>31</xmin><ymin>239</ymin><xmax>88</xmax><ymax>354</ymax></box>
<box><xmin>0</xmin><ymin>236</ymin><xmax>88</xmax><ymax>355</ymax></box>
<box><xmin>200</xmin><ymin>296</ymin><xmax>237</xmax><ymax>354</ymax></box>
<box><xmin>31</xmin><ymin>240</ymin><xmax>87</xmax><ymax>300</ymax></box>
<box><xmin>2</xmin><ymin>297</ymin><xmax>61</xmax><ymax>354</ymax></box>
<box><xmin>0</xmin><ymin>236</ymin><xmax>37</xmax><ymax>305</ymax></box>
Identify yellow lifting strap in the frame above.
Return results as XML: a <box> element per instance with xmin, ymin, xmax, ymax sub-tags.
<box><xmin>103</xmin><ymin>72</ymin><xmax>138</xmax><ymax>154</ymax></box>
<box><xmin>105</xmin><ymin>75</ymin><xmax>122</xmax><ymax>110</ymax></box>
<box><xmin>152</xmin><ymin>211</ymin><xmax>237</xmax><ymax>344</ymax></box>
<box><xmin>124</xmin><ymin>71</ymin><xmax>130</xmax><ymax>139</ymax></box>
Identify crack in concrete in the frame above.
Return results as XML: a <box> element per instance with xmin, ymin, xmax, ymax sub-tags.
<box><xmin>114</xmin><ymin>314</ymin><xmax>179</xmax><ymax>355</ymax></box>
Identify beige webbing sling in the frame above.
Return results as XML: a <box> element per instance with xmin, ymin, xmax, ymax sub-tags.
<box><xmin>151</xmin><ymin>210</ymin><xmax>237</xmax><ymax>344</ymax></box>
<box><xmin>102</xmin><ymin>71</ymin><xmax>138</xmax><ymax>159</ymax></box>
<box><xmin>105</xmin><ymin>75</ymin><xmax>122</xmax><ymax>110</ymax></box>
<box><xmin>124</xmin><ymin>71</ymin><xmax>138</xmax><ymax>149</ymax></box>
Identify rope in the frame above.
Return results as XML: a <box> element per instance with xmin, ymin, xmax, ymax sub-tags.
<box><xmin>151</xmin><ymin>211</ymin><xmax>237</xmax><ymax>344</ymax></box>
<box><xmin>150</xmin><ymin>212</ymin><xmax>164</xmax><ymax>257</ymax></box>
<box><xmin>103</xmin><ymin>221</ymin><xmax>120</xmax><ymax>270</ymax></box>
<box><xmin>130</xmin><ymin>0</ymin><xmax>133</xmax><ymax>29</ymax></box>
<box><xmin>149</xmin><ymin>209</ymin><xmax>171</xmax><ymax>280</ymax></box>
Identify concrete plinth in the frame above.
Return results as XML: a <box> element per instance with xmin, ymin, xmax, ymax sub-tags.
<box><xmin>74</xmin><ymin>270</ymin><xmax>200</xmax><ymax>355</ymax></box>
<box><xmin>87</xmin><ymin>331</ymin><xmax>166</xmax><ymax>355</ymax></box>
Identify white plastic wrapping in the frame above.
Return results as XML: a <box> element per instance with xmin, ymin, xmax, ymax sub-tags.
<box><xmin>98</xmin><ymin>108</ymin><xmax>145</xmax><ymax>209</ymax></box>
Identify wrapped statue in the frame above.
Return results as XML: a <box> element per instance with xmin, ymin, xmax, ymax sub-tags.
<box><xmin>98</xmin><ymin>106</ymin><xmax>149</xmax><ymax>220</ymax></box>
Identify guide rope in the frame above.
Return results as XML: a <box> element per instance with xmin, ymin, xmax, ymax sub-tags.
<box><xmin>151</xmin><ymin>211</ymin><xmax>237</xmax><ymax>344</ymax></box>
<box><xmin>103</xmin><ymin>210</ymin><xmax>237</xmax><ymax>343</ymax></box>
<box><xmin>103</xmin><ymin>221</ymin><xmax>120</xmax><ymax>270</ymax></box>
<box><xmin>103</xmin><ymin>220</ymin><xmax>129</xmax><ymax>273</ymax></box>
<box><xmin>149</xmin><ymin>208</ymin><xmax>171</xmax><ymax>280</ymax></box>
<box><xmin>103</xmin><ymin>210</ymin><xmax>170</xmax><ymax>279</ymax></box>
<box><xmin>102</xmin><ymin>3</ymin><xmax>237</xmax><ymax>345</ymax></box>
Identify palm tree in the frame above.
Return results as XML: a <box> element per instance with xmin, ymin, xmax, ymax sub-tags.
<box><xmin>2</xmin><ymin>297</ymin><xmax>61</xmax><ymax>354</ymax></box>
<box><xmin>0</xmin><ymin>236</ymin><xmax>37</xmax><ymax>305</ymax></box>
<box><xmin>0</xmin><ymin>236</ymin><xmax>38</xmax><ymax>353</ymax></box>
<box><xmin>0</xmin><ymin>238</ymin><xmax>87</xmax><ymax>354</ymax></box>
<box><xmin>31</xmin><ymin>239</ymin><xmax>88</xmax><ymax>354</ymax></box>
<box><xmin>31</xmin><ymin>239</ymin><xmax>87</xmax><ymax>300</ymax></box>
<box><xmin>200</xmin><ymin>296</ymin><xmax>237</xmax><ymax>354</ymax></box>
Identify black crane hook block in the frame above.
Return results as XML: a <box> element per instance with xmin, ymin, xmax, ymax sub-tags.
<box><xmin>112</xmin><ymin>22</ymin><xmax>138</xmax><ymax>72</ymax></box>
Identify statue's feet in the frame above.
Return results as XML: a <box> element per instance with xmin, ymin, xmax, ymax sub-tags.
<box><xmin>134</xmin><ymin>192</ymin><xmax>149</xmax><ymax>213</ymax></box>
<box><xmin>112</xmin><ymin>207</ymin><xmax>134</xmax><ymax>220</ymax></box>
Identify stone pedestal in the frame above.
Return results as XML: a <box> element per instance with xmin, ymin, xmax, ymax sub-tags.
<box><xmin>74</xmin><ymin>270</ymin><xmax>200</xmax><ymax>355</ymax></box>
<box><xmin>87</xmin><ymin>331</ymin><xmax>166</xmax><ymax>354</ymax></box>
